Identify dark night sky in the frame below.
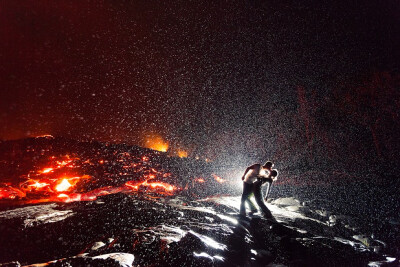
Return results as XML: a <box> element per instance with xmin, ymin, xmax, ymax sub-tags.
<box><xmin>1</xmin><ymin>1</ymin><xmax>399</xmax><ymax>163</ymax></box>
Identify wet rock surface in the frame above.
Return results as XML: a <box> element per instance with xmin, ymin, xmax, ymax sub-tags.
<box><xmin>0</xmin><ymin>193</ymin><xmax>398</xmax><ymax>266</ymax></box>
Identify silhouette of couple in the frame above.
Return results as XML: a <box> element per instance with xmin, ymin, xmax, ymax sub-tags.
<box><xmin>239</xmin><ymin>161</ymin><xmax>278</xmax><ymax>220</ymax></box>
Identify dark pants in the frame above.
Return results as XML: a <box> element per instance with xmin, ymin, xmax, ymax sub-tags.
<box><xmin>239</xmin><ymin>181</ymin><xmax>273</xmax><ymax>218</ymax></box>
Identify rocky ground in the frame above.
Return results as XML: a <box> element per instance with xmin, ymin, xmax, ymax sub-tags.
<box><xmin>0</xmin><ymin>192</ymin><xmax>398</xmax><ymax>266</ymax></box>
<box><xmin>0</xmin><ymin>137</ymin><xmax>398</xmax><ymax>266</ymax></box>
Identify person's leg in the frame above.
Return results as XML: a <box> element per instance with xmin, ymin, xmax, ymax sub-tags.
<box><xmin>263</xmin><ymin>182</ymin><xmax>272</xmax><ymax>201</ymax></box>
<box><xmin>253</xmin><ymin>183</ymin><xmax>274</xmax><ymax>219</ymax></box>
<box><xmin>245</xmin><ymin>192</ymin><xmax>258</xmax><ymax>213</ymax></box>
<box><xmin>239</xmin><ymin>182</ymin><xmax>253</xmax><ymax>216</ymax></box>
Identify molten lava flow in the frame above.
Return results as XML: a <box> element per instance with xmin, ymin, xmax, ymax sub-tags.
<box><xmin>0</xmin><ymin>151</ymin><xmax>183</xmax><ymax>203</ymax></box>
<box><xmin>27</xmin><ymin>180</ymin><xmax>50</xmax><ymax>189</ymax></box>
<box><xmin>0</xmin><ymin>186</ymin><xmax>26</xmax><ymax>199</ymax></box>
<box><xmin>142</xmin><ymin>180</ymin><xmax>176</xmax><ymax>191</ymax></box>
<box><xmin>125</xmin><ymin>182</ymin><xmax>139</xmax><ymax>190</ymax></box>
<box><xmin>212</xmin><ymin>174</ymin><xmax>226</xmax><ymax>184</ymax></box>
<box><xmin>177</xmin><ymin>150</ymin><xmax>188</xmax><ymax>158</ymax></box>
<box><xmin>39</xmin><ymin>168</ymin><xmax>54</xmax><ymax>174</ymax></box>
<box><xmin>53</xmin><ymin>155</ymin><xmax>79</xmax><ymax>169</ymax></box>
<box><xmin>57</xmin><ymin>193</ymin><xmax>70</xmax><ymax>199</ymax></box>
<box><xmin>55</xmin><ymin>179</ymin><xmax>72</xmax><ymax>192</ymax></box>
<box><xmin>56</xmin><ymin>159</ymin><xmax>73</xmax><ymax>167</ymax></box>
<box><xmin>195</xmin><ymin>178</ymin><xmax>205</xmax><ymax>183</ymax></box>
<box><xmin>125</xmin><ymin>180</ymin><xmax>178</xmax><ymax>195</ymax></box>
<box><xmin>35</xmin><ymin>134</ymin><xmax>54</xmax><ymax>139</ymax></box>
<box><xmin>144</xmin><ymin>134</ymin><xmax>169</xmax><ymax>152</ymax></box>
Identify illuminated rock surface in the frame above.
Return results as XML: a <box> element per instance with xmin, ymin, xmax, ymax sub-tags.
<box><xmin>0</xmin><ymin>138</ymin><xmax>398</xmax><ymax>266</ymax></box>
<box><xmin>0</xmin><ymin>193</ymin><xmax>398</xmax><ymax>266</ymax></box>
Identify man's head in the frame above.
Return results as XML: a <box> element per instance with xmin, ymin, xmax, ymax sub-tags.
<box><xmin>263</xmin><ymin>161</ymin><xmax>274</xmax><ymax>170</ymax></box>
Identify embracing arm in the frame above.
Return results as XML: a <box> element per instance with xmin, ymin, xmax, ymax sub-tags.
<box><xmin>259</xmin><ymin>170</ymin><xmax>278</xmax><ymax>184</ymax></box>
<box><xmin>260</xmin><ymin>177</ymin><xmax>273</xmax><ymax>184</ymax></box>
<box><xmin>241</xmin><ymin>164</ymin><xmax>260</xmax><ymax>180</ymax></box>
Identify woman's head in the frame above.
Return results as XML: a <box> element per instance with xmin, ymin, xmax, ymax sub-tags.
<box><xmin>270</xmin><ymin>169</ymin><xmax>279</xmax><ymax>178</ymax></box>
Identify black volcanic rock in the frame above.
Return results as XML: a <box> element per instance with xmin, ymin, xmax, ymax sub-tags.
<box><xmin>0</xmin><ymin>137</ymin><xmax>399</xmax><ymax>266</ymax></box>
<box><xmin>0</xmin><ymin>193</ymin><xmax>397</xmax><ymax>266</ymax></box>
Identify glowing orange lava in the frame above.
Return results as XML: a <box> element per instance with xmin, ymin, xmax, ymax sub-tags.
<box><xmin>177</xmin><ymin>150</ymin><xmax>188</xmax><ymax>158</ymax></box>
<box><xmin>40</xmin><ymin>168</ymin><xmax>54</xmax><ymax>174</ymax></box>
<box><xmin>125</xmin><ymin>179</ymin><xmax>177</xmax><ymax>195</ymax></box>
<box><xmin>142</xmin><ymin>180</ymin><xmax>175</xmax><ymax>191</ymax></box>
<box><xmin>0</xmin><ymin>187</ymin><xmax>25</xmax><ymax>199</ymax></box>
<box><xmin>57</xmin><ymin>193</ymin><xmax>69</xmax><ymax>199</ymax></box>
<box><xmin>27</xmin><ymin>180</ymin><xmax>50</xmax><ymax>189</ymax></box>
<box><xmin>55</xmin><ymin>179</ymin><xmax>72</xmax><ymax>192</ymax></box>
<box><xmin>212</xmin><ymin>174</ymin><xmax>226</xmax><ymax>183</ymax></box>
<box><xmin>144</xmin><ymin>134</ymin><xmax>169</xmax><ymax>152</ymax></box>
<box><xmin>0</xmin><ymin>153</ymin><xmax>182</xmax><ymax>203</ymax></box>
<box><xmin>35</xmin><ymin>134</ymin><xmax>54</xmax><ymax>138</ymax></box>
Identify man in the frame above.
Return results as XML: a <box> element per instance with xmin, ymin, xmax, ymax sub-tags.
<box><xmin>239</xmin><ymin>161</ymin><xmax>278</xmax><ymax>219</ymax></box>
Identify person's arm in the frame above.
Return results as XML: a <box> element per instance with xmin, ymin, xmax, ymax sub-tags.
<box><xmin>257</xmin><ymin>170</ymin><xmax>274</xmax><ymax>184</ymax></box>
<box><xmin>261</xmin><ymin>174</ymin><xmax>274</xmax><ymax>200</ymax></box>
<box><xmin>264</xmin><ymin>169</ymin><xmax>279</xmax><ymax>200</ymax></box>
<box><xmin>260</xmin><ymin>177</ymin><xmax>273</xmax><ymax>184</ymax></box>
<box><xmin>241</xmin><ymin>164</ymin><xmax>259</xmax><ymax>180</ymax></box>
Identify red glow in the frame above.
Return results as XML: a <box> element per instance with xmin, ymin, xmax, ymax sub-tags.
<box><xmin>144</xmin><ymin>134</ymin><xmax>169</xmax><ymax>152</ymax></box>
<box><xmin>0</xmin><ymin>187</ymin><xmax>26</xmax><ymax>199</ymax></box>
<box><xmin>40</xmin><ymin>168</ymin><xmax>54</xmax><ymax>174</ymax></box>
<box><xmin>57</xmin><ymin>193</ymin><xmax>69</xmax><ymax>199</ymax></box>
<box><xmin>125</xmin><ymin>179</ymin><xmax>177</xmax><ymax>195</ymax></box>
<box><xmin>177</xmin><ymin>150</ymin><xmax>188</xmax><ymax>158</ymax></box>
<box><xmin>35</xmin><ymin>135</ymin><xmax>54</xmax><ymax>138</ymax></box>
<box><xmin>142</xmin><ymin>180</ymin><xmax>175</xmax><ymax>191</ymax></box>
<box><xmin>27</xmin><ymin>180</ymin><xmax>50</xmax><ymax>189</ymax></box>
<box><xmin>55</xmin><ymin>179</ymin><xmax>72</xmax><ymax>192</ymax></box>
<box><xmin>0</xmin><ymin>153</ymin><xmax>182</xmax><ymax>203</ymax></box>
<box><xmin>212</xmin><ymin>174</ymin><xmax>225</xmax><ymax>183</ymax></box>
